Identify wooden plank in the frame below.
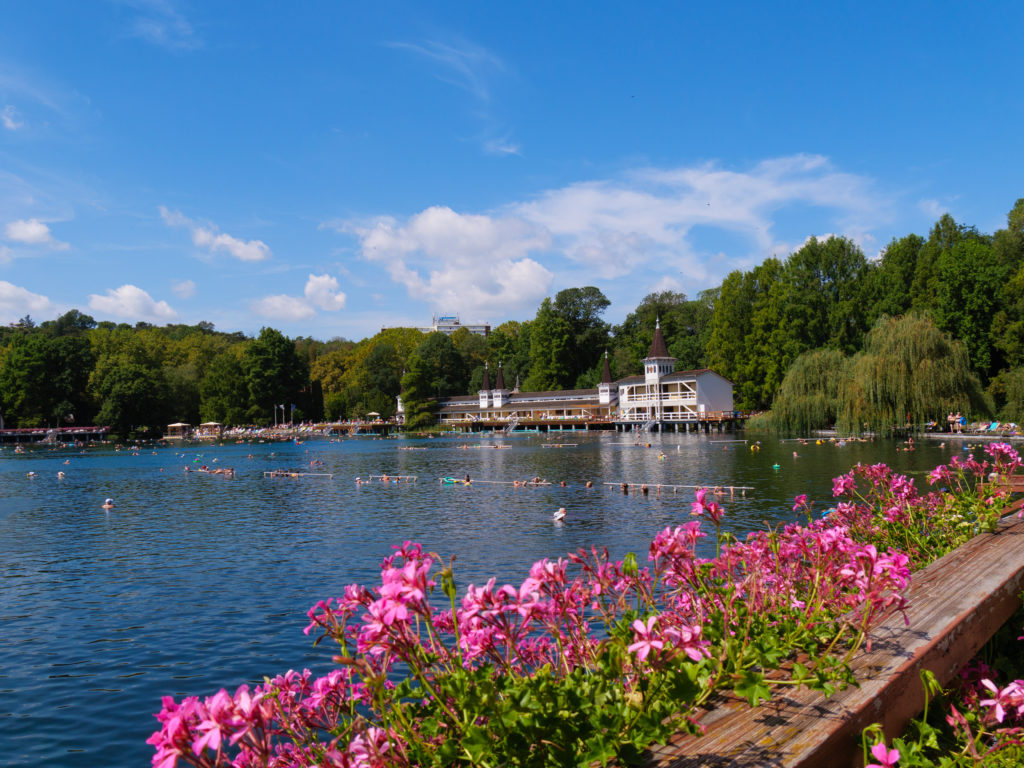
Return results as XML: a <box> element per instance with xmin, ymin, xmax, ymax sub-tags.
<box><xmin>643</xmin><ymin>501</ymin><xmax>1024</xmax><ymax>768</ymax></box>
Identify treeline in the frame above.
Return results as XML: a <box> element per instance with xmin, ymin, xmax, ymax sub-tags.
<box><xmin>2</xmin><ymin>198</ymin><xmax>1022</xmax><ymax>436</ymax></box>
<box><xmin>713</xmin><ymin>200</ymin><xmax>1024</xmax><ymax>432</ymax></box>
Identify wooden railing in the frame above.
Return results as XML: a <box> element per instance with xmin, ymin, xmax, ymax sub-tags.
<box><xmin>641</xmin><ymin>498</ymin><xmax>1024</xmax><ymax>767</ymax></box>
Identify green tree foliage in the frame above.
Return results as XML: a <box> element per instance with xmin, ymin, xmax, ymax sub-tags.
<box><xmin>869</xmin><ymin>235</ymin><xmax>924</xmax><ymax>322</ymax></box>
<box><xmin>200</xmin><ymin>347</ymin><xmax>250</xmax><ymax>425</ymax></box>
<box><xmin>762</xmin><ymin>348</ymin><xmax>849</xmax><ymax>434</ymax></box>
<box><xmin>409</xmin><ymin>332</ymin><xmax>467</xmax><ymax>398</ymax></box>
<box><xmin>486</xmin><ymin>321</ymin><xmax>531</xmax><ymax>387</ymax></box>
<box><xmin>93</xmin><ymin>361</ymin><xmax>169</xmax><ymax>436</ymax></box>
<box><xmin>612</xmin><ymin>290</ymin><xmax>714</xmax><ymax>377</ymax></box>
<box><xmin>779</xmin><ymin>236</ymin><xmax>872</xmax><ymax>355</ymax></box>
<box><xmin>0</xmin><ymin>333</ymin><xmax>96</xmax><ymax>427</ymax></box>
<box><xmin>399</xmin><ymin>354</ymin><xmax>438</xmax><ymax>429</ymax></box>
<box><xmin>838</xmin><ymin>314</ymin><xmax>990</xmax><ymax>435</ymax></box>
<box><xmin>706</xmin><ymin>259</ymin><xmax>786</xmax><ymax>410</ymax></box>
<box><xmin>931</xmin><ymin>238</ymin><xmax>1007</xmax><ymax>379</ymax></box>
<box><xmin>243</xmin><ymin>328</ymin><xmax>309</xmax><ymax>424</ymax></box>
<box><xmin>523</xmin><ymin>298</ymin><xmax>572</xmax><ymax>391</ymax></box>
<box><xmin>987</xmin><ymin>367</ymin><xmax>1024</xmax><ymax>423</ymax></box>
<box><xmin>551</xmin><ymin>287</ymin><xmax>611</xmax><ymax>387</ymax></box>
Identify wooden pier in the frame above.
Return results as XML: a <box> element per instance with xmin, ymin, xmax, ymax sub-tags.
<box><xmin>642</xmin><ymin>496</ymin><xmax>1024</xmax><ymax>767</ymax></box>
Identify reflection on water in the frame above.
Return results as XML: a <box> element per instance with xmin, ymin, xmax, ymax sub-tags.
<box><xmin>0</xmin><ymin>432</ymin><xmax>967</xmax><ymax>766</ymax></box>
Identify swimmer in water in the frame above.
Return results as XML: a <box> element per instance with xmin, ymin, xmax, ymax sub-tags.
<box><xmin>102</xmin><ymin>498</ymin><xmax>115</xmax><ymax>509</ymax></box>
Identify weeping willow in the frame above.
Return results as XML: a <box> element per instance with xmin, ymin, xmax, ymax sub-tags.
<box><xmin>837</xmin><ymin>314</ymin><xmax>990</xmax><ymax>435</ymax></box>
<box><xmin>764</xmin><ymin>348</ymin><xmax>849</xmax><ymax>434</ymax></box>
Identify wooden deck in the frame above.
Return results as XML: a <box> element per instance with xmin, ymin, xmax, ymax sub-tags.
<box><xmin>642</xmin><ymin>497</ymin><xmax>1024</xmax><ymax>768</ymax></box>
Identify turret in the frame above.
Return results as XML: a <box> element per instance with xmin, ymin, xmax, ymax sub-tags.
<box><xmin>598</xmin><ymin>351</ymin><xmax>618</xmax><ymax>405</ymax></box>
<box><xmin>479</xmin><ymin>363</ymin><xmax>491</xmax><ymax>408</ymax></box>
<box><xmin>644</xmin><ymin>318</ymin><xmax>676</xmax><ymax>384</ymax></box>
<box><xmin>492</xmin><ymin>362</ymin><xmax>510</xmax><ymax>407</ymax></box>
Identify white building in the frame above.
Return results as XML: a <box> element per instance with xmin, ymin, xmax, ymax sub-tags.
<box><xmin>430</xmin><ymin>321</ymin><xmax>735</xmax><ymax>431</ymax></box>
<box><xmin>615</xmin><ymin>320</ymin><xmax>734</xmax><ymax>424</ymax></box>
<box><xmin>419</xmin><ymin>313</ymin><xmax>490</xmax><ymax>336</ymax></box>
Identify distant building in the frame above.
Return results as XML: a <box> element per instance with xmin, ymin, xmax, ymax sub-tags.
<box><xmin>419</xmin><ymin>313</ymin><xmax>490</xmax><ymax>336</ymax></box>
<box><xmin>425</xmin><ymin>320</ymin><xmax>736</xmax><ymax>432</ymax></box>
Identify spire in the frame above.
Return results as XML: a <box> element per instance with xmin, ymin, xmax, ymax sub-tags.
<box><xmin>647</xmin><ymin>317</ymin><xmax>670</xmax><ymax>359</ymax></box>
<box><xmin>601</xmin><ymin>350</ymin><xmax>612</xmax><ymax>384</ymax></box>
<box><xmin>481</xmin><ymin>362</ymin><xmax>490</xmax><ymax>391</ymax></box>
<box><xmin>495</xmin><ymin>361</ymin><xmax>505</xmax><ymax>390</ymax></box>
<box><xmin>514</xmin><ymin>374</ymin><xmax>520</xmax><ymax>393</ymax></box>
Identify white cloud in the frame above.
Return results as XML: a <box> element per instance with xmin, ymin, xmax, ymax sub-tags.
<box><xmin>918</xmin><ymin>198</ymin><xmax>949</xmax><ymax>219</ymax></box>
<box><xmin>5</xmin><ymin>218</ymin><xmax>69</xmax><ymax>250</ymax></box>
<box><xmin>343</xmin><ymin>205</ymin><xmax>554</xmax><ymax>320</ymax></box>
<box><xmin>251</xmin><ymin>294</ymin><xmax>316</xmax><ymax>321</ymax></box>
<box><xmin>160</xmin><ymin>206</ymin><xmax>271</xmax><ymax>262</ymax></box>
<box><xmin>304</xmin><ymin>274</ymin><xmax>346</xmax><ymax>311</ymax></box>
<box><xmin>88</xmin><ymin>284</ymin><xmax>178</xmax><ymax>322</ymax></box>
<box><xmin>0</xmin><ymin>281</ymin><xmax>54</xmax><ymax>322</ymax></box>
<box><xmin>483</xmin><ymin>137</ymin><xmax>521</xmax><ymax>156</ymax></box>
<box><xmin>0</xmin><ymin>245</ymin><xmax>11</xmax><ymax>263</ymax></box>
<box><xmin>117</xmin><ymin>0</ymin><xmax>199</xmax><ymax>50</ymax></box>
<box><xmin>390</xmin><ymin>38</ymin><xmax>504</xmax><ymax>102</ymax></box>
<box><xmin>390</xmin><ymin>37</ymin><xmax>519</xmax><ymax>157</ymax></box>
<box><xmin>2</xmin><ymin>105</ymin><xmax>23</xmax><ymax>131</ymax></box>
<box><xmin>335</xmin><ymin>154</ymin><xmax>887</xmax><ymax>315</ymax></box>
<box><xmin>171</xmin><ymin>279</ymin><xmax>196</xmax><ymax>299</ymax></box>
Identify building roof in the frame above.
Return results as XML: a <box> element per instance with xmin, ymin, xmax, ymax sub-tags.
<box><xmin>601</xmin><ymin>351</ymin><xmax>613</xmax><ymax>384</ymax></box>
<box><xmin>646</xmin><ymin>318</ymin><xmax>672</xmax><ymax>359</ymax></box>
<box><xmin>615</xmin><ymin>368</ymin><xmax>732</xmax><ymax>386</ymax></box>
<box><xmin>481</xmin><ymin>364</ymin><xmax>490</xmax><ymax>391</ymax></box>
<box><xmin>438</xmin><ymin>387</ymin><xmax>603</xmax><ymax>413</ymax></box>
<box><xmin>495</xmin><ymin>363</ymin><xmax>506</xmax><ymax>390</ymax></box>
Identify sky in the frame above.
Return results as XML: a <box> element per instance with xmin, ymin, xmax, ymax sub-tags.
<box><xmin>1</xmin><ymin>1</ymin><xmax>1022</xmax><ymax>341</ymax></box>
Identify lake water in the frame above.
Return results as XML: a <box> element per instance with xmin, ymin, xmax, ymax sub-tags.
<box><xmin>0</xmin><ymin>431</ymin><xmax>966</xmax><ymax>766</ymax></box>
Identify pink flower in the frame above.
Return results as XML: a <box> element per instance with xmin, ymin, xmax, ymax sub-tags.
<box><xmin>627</xmin><ymin>616</ymin><xmax>664</xmax><ymax>663</ymax></box>
<box><xmin>866</xmin><ymin>741</ymin><xmax>900</xmax><ymax>768</ymax></box>
<box><xmin>792</xmin><ymin>494</ymin><xmax>808</xmax><ymax>512</ymax></box>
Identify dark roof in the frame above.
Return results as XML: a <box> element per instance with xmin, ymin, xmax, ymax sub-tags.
<box><xmin>481</xmin><ymin>364</ymin><xmax>490</xmax><ymax>392</ymax></box>
<box><xmin>601</xmin><ymin>351</ymin><xmax>612</xmax><ymax>384</ymax></box>
<box><xmin>646</xmin><ymin>320</ymin><xmax>672</xmax><ymax>359</ymax></box>
<box><xmin>495</xmin><ymin>363</ymin><xmax>505</xmax><ymax>390</ymax></box>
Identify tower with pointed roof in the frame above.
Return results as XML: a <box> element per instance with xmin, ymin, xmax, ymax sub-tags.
<box><xmin>479</xmin><ymin>363</ymin><xmax>491</xmax><ymax>408</ymax></box>
<box><xmin>598</xmin><ymin>351</ymin><xmax>618</xmax><ymax>405</ymax></box>
<box><xmin>492</xmin><ymin>362</ymin><xmax>510</xmax><ymax>407</ymax></box>
<box><xmin>644</xmin><ymin>318</ymin><xmax>676</xmax><ymax>384</ymax></box>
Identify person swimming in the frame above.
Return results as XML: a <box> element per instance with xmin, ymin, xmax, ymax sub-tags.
<box><xmin>102</xmin><ymin>498</ymin><xmax>115</xmax><ymax>509</ymax></box>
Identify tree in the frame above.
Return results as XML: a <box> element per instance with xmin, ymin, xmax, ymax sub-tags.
<box><xmin>0</xmin><ymin>333</ymin><xmax>96</xmax><ymax>427</ymax></box>
<box><xmin>243</xmin><ymin>328</ymin><xmax>309</xmax><ymax>424</ymax></box>
<box><xmin>838</xmin><ymin>314</ymin><xmax>990</xmax><ymax>435</ymax></box>
<box><xmin>486</xmin><ymin>321</ymin><xmax>531</xmax><ymax>387</ymax></box>
<box><xmin>409</xmin><ymin>333</ymin><xmax>466</xmax><ymax>398</ymax></box>
<box><xmin>93</xmin><ymin>361</ymin><xmax>168</xmax><ymax>436</ymax></box>
<box><xmin>868</xmin><ymin>234</ymin><xmax>924</xmax><ymax>323</ymax></box>
<box><xmin>932</xmin><ymin>238</ymin><xmax>1007</xmax><ymax>380</ymax></box>
<box><xmin>200</xmin><ymin>348</ymin><xmax>250</xmax><ymax>425</ymax></box>
<box><xmin>551</xmin><ymin>287</ymin><xmax>611</xmax><ymax>386</ymax></box>
<box><xmin>399</xmin><ymin>354</ymin><xmax>437</xmax><ymax>429</ymax></box>
<box><xmin>523</xmin><ymin>298</ymin><xmax>572</xmax><ymax>391</ymax></box>
<box><xmin>778</xmin><ymin>235</ymin><xmax>872</xmax><ymax>355</ymax></box>
<box><xmin>762</xmin><ymin>348</ymin><xmax>849</xmax><ymax>433</ymax></box>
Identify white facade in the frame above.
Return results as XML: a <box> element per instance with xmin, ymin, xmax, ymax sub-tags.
<box><xmin>617</xmin><ymin>370</ymin><xmax>734</xmax><ymax>423</ymax></box>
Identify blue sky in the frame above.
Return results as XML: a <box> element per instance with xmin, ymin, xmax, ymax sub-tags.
<box><xmin>1</xmin><ymin>1</ymin><xmax>1022</xmax><ymax>340</ymax></box>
